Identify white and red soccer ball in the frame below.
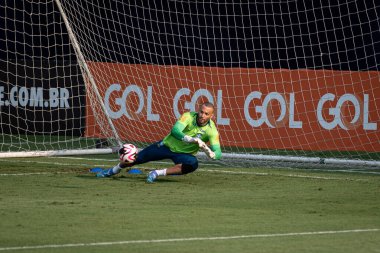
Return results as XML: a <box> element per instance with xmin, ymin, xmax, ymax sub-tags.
<box><xmin>119</xmin><ymin>143</ymin><xmax>138</xmax><ymax>163</ymax></box>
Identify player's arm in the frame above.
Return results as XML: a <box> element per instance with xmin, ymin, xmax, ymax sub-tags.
<box><xmin>206</xmin><ymin>131</ymin><xmax>222</xmax><ymax>160</ymax></box>
<box><xmin>209</xmin><ymin>144</ymin><xmax>222</xmax><ymax>160</ymax></box>
<box><xmin>170</xmin><ymin>120</ymin><xmax>187</xmax><ymax>140</ymax></box>
<box><xmin>170</xmin><ymin>113</ymin><xmax>197</xmax><ymax>142</ymax></box>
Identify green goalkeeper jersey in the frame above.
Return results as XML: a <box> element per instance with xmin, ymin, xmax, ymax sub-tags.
<box><xmin>163</xmin><ymin>112</ymin><xmax>222</xmax><ymax>159</ymax></box>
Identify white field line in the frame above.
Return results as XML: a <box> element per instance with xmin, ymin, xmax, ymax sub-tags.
<box><xmin>201</xmin><ymin>169</ymin><xmax>369</xmax><ymax>181</ymax></box>
<box><xmin>0</xmin><ymin>172</ymin><xmax>71</xmax><ymax>176</ymax></box>
<box><xmin>282</xmin><ymin>167</ymin><xmax>380</xmax><ymax>175</ymax></box>
<box><xmin>0</xmin><ymin>158</ymin><xmax>110</xmax><ymax>168</ymax></box>
<box><xmin>0</xmin><ymin>228</ymin><xmax>378</xmax><ymax>251</ymax></box>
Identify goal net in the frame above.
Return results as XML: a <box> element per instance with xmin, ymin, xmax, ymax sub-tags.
<box><xmin>1</xmin><ymin>0</ymin><xmax>379</xmax><ymax>167</ymax></box>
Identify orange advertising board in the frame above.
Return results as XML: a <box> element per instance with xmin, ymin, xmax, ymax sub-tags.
<box><xmin>85</xmin><ymin>62</ymin><xmax>380</xmax><ymax>152</ymax></box>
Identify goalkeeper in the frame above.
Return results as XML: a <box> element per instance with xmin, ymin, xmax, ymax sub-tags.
<box><xmin>96</xmin><ymin>102</ymin><xmax>222</xmax><ymax>183</ymax></box>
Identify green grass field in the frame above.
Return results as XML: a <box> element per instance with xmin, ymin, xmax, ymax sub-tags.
<box><xmin>0</xmin><ymin>155</ymin><xmax>379</xmax><ymax>253</ymax></box>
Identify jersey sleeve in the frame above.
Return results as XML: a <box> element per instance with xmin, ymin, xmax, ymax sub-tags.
<box><xmin>208</xmin><ymin>130</ymin><xmax>222</xmax><ymax>160</ymax></box>
<box><xmin>170</xmin><ymin>112</ymin><xmax>192</xmax><ymax>140</ymax></box>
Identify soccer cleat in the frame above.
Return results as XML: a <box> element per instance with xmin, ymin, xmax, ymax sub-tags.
<box><xmin>146</xmin><ymin>170</ymin><xmax>158</xmax><ymax>183</ymax></box>
<box><xmin>96</xmin><ymin>168</ymin><xmax>115</xmax><ymax>178</ymax></box>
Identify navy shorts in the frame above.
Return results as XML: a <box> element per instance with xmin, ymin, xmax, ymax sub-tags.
<box><xmin>134</xmin><ymin>141</ymin><xmax>198</xmax><ymax>170</ymax></box>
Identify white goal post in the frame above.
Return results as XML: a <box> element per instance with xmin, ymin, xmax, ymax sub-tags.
<box><xmin>0</xmin><ymin>1</ymin><xmax>379</xmax><ymax>168</ymax></box>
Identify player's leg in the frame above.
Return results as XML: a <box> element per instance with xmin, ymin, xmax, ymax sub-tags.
<box><xmin>97</xmin><ymin>141</ymin><xmax>171</xmax><ymax>178</ymax></box>
<box><xmin>147</xmin><ymin>153</ymin><xmax>198</xmax><ymax>183</ymax></box>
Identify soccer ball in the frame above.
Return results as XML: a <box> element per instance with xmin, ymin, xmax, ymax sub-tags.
<box><xmin>119</xmin><ymin>143</ymin><xmax>138</xmax><ymax>163</ymax></box>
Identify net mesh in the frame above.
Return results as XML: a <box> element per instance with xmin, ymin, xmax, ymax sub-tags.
<box><xmin>1</xmin><ymin>0</ymin><xmax>379</xmax><ymax>166</ymax></box>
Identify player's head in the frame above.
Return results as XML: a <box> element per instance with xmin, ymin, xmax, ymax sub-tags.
<box><xmin>196</xmin><ymin>102</ymin><xmax>214</xmax><ymax>126</ymax></box>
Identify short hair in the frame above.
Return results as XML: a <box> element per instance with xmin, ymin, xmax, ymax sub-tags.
<box><xmin>200</xmin><ymin>102</ymin><xmax>214</xmax><ymax>110</ymax></box>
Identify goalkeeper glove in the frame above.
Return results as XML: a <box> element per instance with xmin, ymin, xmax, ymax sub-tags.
<box><xmin>182</xmin><ymin>135</ymin><xmax>206</xmax><ymax>148</ymax></box>
<box><xmin>182</xmin><ymin>135</ymin><xmax>196</xmax><ymax>143</ymax></box>
<box><xmin>202</xmin><ymin>145</ymin><xmax>216</xmax><ymax>159</ymax></box>
<box><xmin>194</xmin><ymin>138</ymin><xmax>207</xmax><ymax>149</ymax></box>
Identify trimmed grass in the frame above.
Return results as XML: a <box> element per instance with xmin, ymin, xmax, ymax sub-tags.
<box><xmin>0</xmin><ymin>156</ymin><xmax>379</xmax><ymax>252</ymax></box>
